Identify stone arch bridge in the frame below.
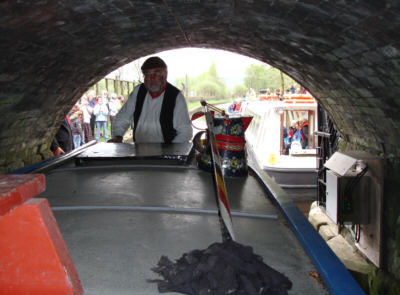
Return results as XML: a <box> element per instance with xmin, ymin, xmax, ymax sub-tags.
<box><xmin>0</xmin><ymin>0</ymin><xmax>399</xmax><ymax>291</ymax></box>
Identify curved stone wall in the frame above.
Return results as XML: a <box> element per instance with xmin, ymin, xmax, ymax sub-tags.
<box><xmin>0</xmin><ymin>1</ymin><xmax>399</xmax><ymax>172</ymax></box>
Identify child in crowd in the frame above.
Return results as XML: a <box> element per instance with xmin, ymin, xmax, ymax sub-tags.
<box><xmin>93</xmin><ymin>96</ymin><xmax>109</xmax><ymax>142</ymax></box>
<box><xmin>69</xmin><ymin>104</ymin><xmax>85</xmax><ymax>149</ymax></box>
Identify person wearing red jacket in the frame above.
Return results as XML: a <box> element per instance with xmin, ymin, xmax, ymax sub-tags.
<box><xmin>299</xmin><ymin>118</ymin><xmax>309</xmax><ymax>149</ymax></box>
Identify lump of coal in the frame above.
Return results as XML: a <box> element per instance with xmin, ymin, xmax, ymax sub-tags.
<box><xmin>148</xmin><ymin>240</ymin><xmax>292</xmax><ymax>294</ymax></box>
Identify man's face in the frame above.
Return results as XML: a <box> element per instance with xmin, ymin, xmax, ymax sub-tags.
<box><xmin>143</xmin><ymin>67</ymin><xmax>167</xmax><ymax>93</ymax></box>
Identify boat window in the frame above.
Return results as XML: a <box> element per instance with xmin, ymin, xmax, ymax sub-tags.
<box><xmin>281</xmin><ymin>109</ymin><xmax>315</xmax><ymax>154</ymax></box>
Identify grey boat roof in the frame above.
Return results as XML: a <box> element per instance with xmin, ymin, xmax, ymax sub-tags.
<box><xmin>32</xmin><ymin>142</ymin><xmax>362</xmax><ymax>295</ymax></box>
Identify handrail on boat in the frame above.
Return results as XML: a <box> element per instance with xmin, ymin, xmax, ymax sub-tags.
<box><xmin>314</xmin><ymin>131</ymin><xmax>331</xmax><ymax>138</ymax></box>
<box><xmin>284</xmin><ymin>98</ymin><xmax>316</xmax><ymax>104</ymax></box>
<box><xmin>12</xmin><ymin>140</ymin><xmax>97</xmax><ymax>174</ymax></box>
<box><xmin>247</xmin><ymin>162</ymin><xmax>366</xmax><ymax>295</ymax></box>
<box><xmin>200</xmin><ymin>99</ymin><xmax>227</xmax><ymax>116</ymax></box>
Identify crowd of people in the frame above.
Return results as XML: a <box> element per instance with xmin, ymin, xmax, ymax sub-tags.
<box><xmin>50</xmin><ymin>90</ymin><xmax>125</xmax><ymax>156</ymax></box>
<box><xmin>285</xmin><ymin>84</ymin><xmax>308</xmax><ymax>95</ymax></box>
<box><xmin>283</xmin><ymin>118</ymin><xmax>309</xmax><ymax>155</ymax></box>
<box><xmin>260</xmin><ymin>85</ymin><xmax>309</xmax><ymax>101</ymax></box>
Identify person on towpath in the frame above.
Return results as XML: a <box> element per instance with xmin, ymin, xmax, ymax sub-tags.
<box><xmin>93</xmin><ymin>96</ymin><xmax>109</xmax><ymax>142</ymax></box>
<box><xmin>108</xmin><ymin>56</ymin><xmax>192</xmax><ymax>143</ymax></box>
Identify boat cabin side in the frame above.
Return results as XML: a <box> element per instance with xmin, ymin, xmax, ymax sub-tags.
<box><xmin>243</xmin><ymin>97</ymin><xmax>318</xmax><ymax>169</ymax></box>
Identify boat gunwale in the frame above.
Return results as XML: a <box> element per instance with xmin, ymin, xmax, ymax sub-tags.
<box><xmin>248</xmin><ymin>163</ymin><xmax>365</xmax><ymax>295</ymax></box>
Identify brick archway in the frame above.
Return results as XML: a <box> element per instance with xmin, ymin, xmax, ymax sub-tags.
<box><xmin>1</xmin><ymin>0</ymin><xmax>400</xmax><ymax>289</ymax></box>
<box><xmin>1</xmin><ymin>1</ymin><xmax>399</xmax><ymax>172</ymax></box>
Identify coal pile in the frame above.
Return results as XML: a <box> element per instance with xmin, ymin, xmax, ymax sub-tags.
<box><xmin>148</xmin><ymin>240</ymin><xmax>292</xmax><ymax>294</ymax></box>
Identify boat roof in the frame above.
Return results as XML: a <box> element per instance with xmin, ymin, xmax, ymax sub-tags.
<box><xmin>245</xmin><ymin>100</ymin><xmax>317</xmax><ymax>115</ymax></box>
<box><xmin>25</xmin><ymin>142</ymin><xmax>363</xmax><ymax>295</ymax></box>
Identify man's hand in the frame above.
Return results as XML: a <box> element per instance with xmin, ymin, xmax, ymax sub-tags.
<box><xmin>53</xmin><ymin>147</ymin><xmax>65</xmax><ymax>156</ymax></box>
<box><xmin>107</xmin><ymin>136</ymin><xmax>123</xmax><ymax>143</ymax></box>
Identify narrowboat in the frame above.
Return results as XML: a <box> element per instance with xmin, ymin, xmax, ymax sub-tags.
<box><xmin>242</xmin><ymin>94</ymin><xmax>318</xmax><ymax>200</ymax></box>
<box><xmin>3</xmin><ymin>104</ymin><xmax>364</xmax><ymax>295</ymax></box>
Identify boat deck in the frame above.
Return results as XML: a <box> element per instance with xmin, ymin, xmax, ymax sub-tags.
<box><xmin>36</xmin><ymin>143</ymin><xmax>328</xmax><ymax>295</ymax></box>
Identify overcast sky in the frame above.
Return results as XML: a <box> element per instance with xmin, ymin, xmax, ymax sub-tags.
<box><xmin>107</xmin><ymin>48</ymin><xmax>267</xmax><ymax>89</ymax></box>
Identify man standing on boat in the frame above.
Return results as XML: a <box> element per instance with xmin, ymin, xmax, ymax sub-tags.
<box><xmin>108</xmin><ymin>56</ymin><xmax>192</xmax><ymax>143</ymax></box>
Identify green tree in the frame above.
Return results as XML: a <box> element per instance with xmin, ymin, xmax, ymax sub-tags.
<box><xmin>264</xmin><ymin>68</ymin><xmax>296</xmax><ymax>92</ymax></box>
<box><xmin>243</xmin><ymin>64</ymin><xmax>297</xmax><ymax>93</ymax></box>
<box><xmin>243</xmin><ymin>64</ymin><xmax>269</xmax><ymax>92</ymax></box>
<box><xmin>181</xmin><ymin>62</ymin><xmax>227</xmax><ymax>98</ymax></box>
<box><xmin>196</xmin><ymin>80</ymin><xmax>222</xmax><ymax>97</ymax></box>
<box><xmin>232</xmin><ymin>84</ymin><xmax>247</xmax><ymax>97</ymax></box>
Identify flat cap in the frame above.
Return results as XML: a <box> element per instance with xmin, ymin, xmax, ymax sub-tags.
<box><xmin>141</xmin><ymin>56</ymin><xmax>167</xmax><ymax>71</ymax></box>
